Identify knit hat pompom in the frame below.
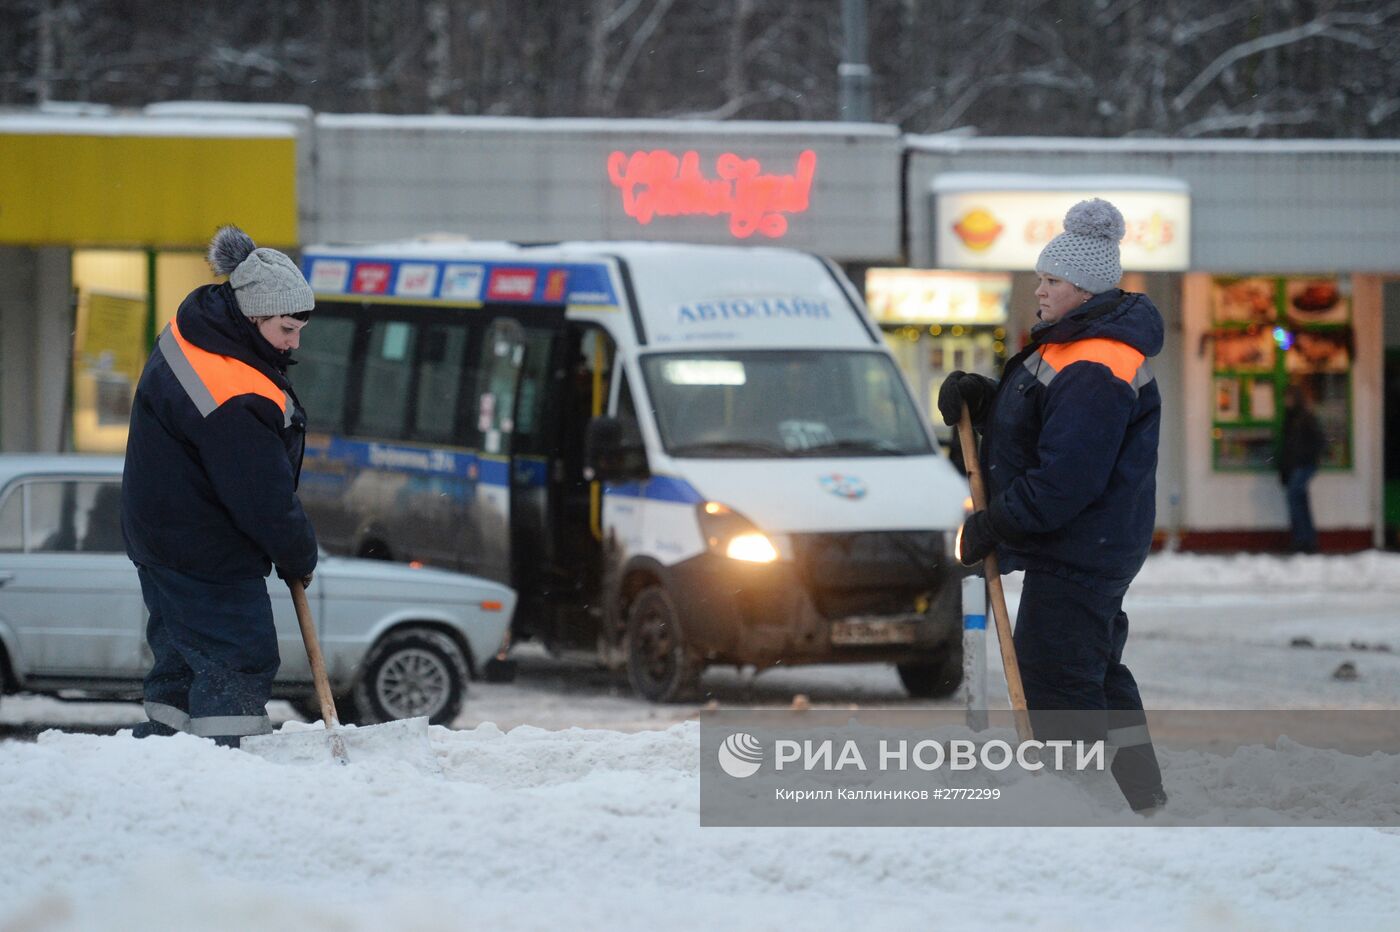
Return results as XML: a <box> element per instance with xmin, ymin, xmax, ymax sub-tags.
<box><xmin>206</xmin><ymin>224</ymin><xmax>315</xmax><ymax>318</ymax></box>
<box><xmin>208</xmin><ymin>225</ymin><xmax>257</xmax><ymax>277</ymax></box>
<box><xmin>1062</xmin><ymin>198</ymin><xmax>1125</xmax><ymax>242</ymax></box>
<box><xmin>1034</xmin><ymin>197</ymin><xmax>1126</xmax><ymax>295</ymax></box>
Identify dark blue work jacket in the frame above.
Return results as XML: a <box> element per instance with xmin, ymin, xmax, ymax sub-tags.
<box><xmin>122</xmin><ymin>284</ymin><xmax>318</xmax><ymax>582</ymax></box>
<box><xmin>983</xmin><ymin>290</ymin><xmax>1164</xmax><ymax>594</ymax></box>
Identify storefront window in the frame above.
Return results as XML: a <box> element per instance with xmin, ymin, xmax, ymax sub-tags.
<box><xmin>866</xmin><ymin>269</ymin><xmax>1010</xmax><ymax>424</ymax></box>
<box><xmin>71</xmin><ymin>250</ymin><xmax>212</xmax><ymax>453</ymax></box>
<box><xmin>1209</xmin><ymin>275</ymin><xmax>1352</xmax><ymax>472</ymax></box>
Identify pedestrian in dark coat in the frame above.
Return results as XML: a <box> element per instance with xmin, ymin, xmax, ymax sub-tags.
<box><xmin>937</xmin><ymin>199</ymin><xmax>1168</xmax><ymax>813</ymax></box>
<box><xmin>123</xmin><ymin>225</ymin><xmax>318</xmax><ymax>747</ymax></box>
<box><xmin>1278</xmin><ymin>384</ymin><xmax>1326</xmax><ymax>553</ymax></box>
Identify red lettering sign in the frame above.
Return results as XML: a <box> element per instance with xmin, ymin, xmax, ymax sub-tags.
<box><xmin>487</xmin><ymin>268</ymin><xmax>538</xmax><ymax>301</ymax></box>
<box><xmin>352</xmin><ymin>263</ymin><xmax>392</xmax><ymax>294</ymax></box>
<box><xmin>607</xmin><ymin>149</ymin><xmax>818</xmax><ymax>239</ymax></box>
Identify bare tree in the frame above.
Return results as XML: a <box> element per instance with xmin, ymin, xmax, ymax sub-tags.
<box><xmin>3</xmin><ymin>0</ymin><xmax>1399</xmax><ymax>138</ymax></box>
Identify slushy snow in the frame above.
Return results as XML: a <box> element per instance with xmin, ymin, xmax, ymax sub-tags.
<box><xmin>3</xmin><ymin>552</ymin><xmax>1400</xmax><ymax>930</ymax></box>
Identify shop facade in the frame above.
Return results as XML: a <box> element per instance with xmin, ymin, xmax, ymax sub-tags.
<box><xmin>5</xmin><ymin>108</ymin><xmax>1400</xmax><ymax>551</ymax></box>
<box><xmin>1</xmin><ymin>108</ymin><xmax>903</xmax><ymax>456</ymax></box>
<box><xmin>904</xmin><ymin>137</ymin><xmax>1400</xmax><ymax>550</ymax></box>
<box><xmin>0</xmin><ymin>108</ymin><xmax>307</xmax><ymax>454</ymax></box>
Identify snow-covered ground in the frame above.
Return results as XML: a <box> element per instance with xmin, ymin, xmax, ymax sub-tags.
<box><xmin>3</xmin><ymin>552</ymin><xmax>1399</xmax><ymax>930</ymax></box>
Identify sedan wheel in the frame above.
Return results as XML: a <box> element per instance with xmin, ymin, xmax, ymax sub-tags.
<box><xmin>353</xmin><ymin>628</ymin><xmax>468</xmax><ymax>725</ymax></box>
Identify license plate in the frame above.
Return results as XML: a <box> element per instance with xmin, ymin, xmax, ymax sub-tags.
<box><xmin>830</xmin><ymin>617</ymin><xmax>920</xmax><ymax>646</ymax></box>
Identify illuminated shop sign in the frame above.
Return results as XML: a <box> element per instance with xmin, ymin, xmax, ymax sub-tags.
<box><xmin>607</xmin><ymin>149</ymin><xmax>817</xmax><ymax>239</ymax></box>
<box><xmin>865</xmin><ymin>269</ymin><xmax>1010</xmax><ymax>325</ymax></box>
<box><xmin>933</xmin><ymin>180</ymin><xmax>1190</xmax><ymax>272</ymax></box>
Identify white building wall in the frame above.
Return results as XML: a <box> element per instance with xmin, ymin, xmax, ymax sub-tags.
<box><xmin>0</xmin><ymin>247</ymin><xmax>72</xmax><ymax>452</ymax></box>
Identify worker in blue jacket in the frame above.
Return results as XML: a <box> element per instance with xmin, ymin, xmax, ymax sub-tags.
<box><xmin>938</xmin><ymin>199</ymin><xmax>1168</xmax><ymax>813</ymax></box>
<box><xmin>123</xmin><ymin>225</ymin><xmax>318</xmax><ymax>748</ymax></box>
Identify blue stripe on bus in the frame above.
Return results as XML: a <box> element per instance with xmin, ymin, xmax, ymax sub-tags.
<box><xmin>477</xmin><ymin>457</ymin><xmax>510</xmax><ymax>486</ymax></box>
<box><xmin>604</xmin><ymin>476</ymin><xmax>704</xmax><ymax>504</ymax></box>
<box><xmin>304</xmin><ymin>437</ymin><xmax>547</xmax><ymax>489</ymax></box>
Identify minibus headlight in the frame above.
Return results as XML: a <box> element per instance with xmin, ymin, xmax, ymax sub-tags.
<box><xmin>697</xmin><ymin>502</ymin><xmax>782</xmax><ymax>564</ymax></box>
<box><xmin>726</xmin><ymin>531</ymin><xmax>779</xmax><ymax>564</ymax></box>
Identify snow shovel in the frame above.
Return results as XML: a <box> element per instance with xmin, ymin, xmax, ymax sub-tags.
<box><xmin>242</xmin><ymin>579</ymin><xmax>440</xmax><ymax>774</ymax></box>
<box><xmin>958</xmin><ymin>409</ymin><xmax>1034</xmax><ymax>743</ymax></box>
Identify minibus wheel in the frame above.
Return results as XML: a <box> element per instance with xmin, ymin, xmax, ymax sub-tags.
<box><xmin>626</xmin><ymin>585</ymin><xmax>703</xmax><ymax>703</ymax></box>
<box><xmin>895</xmin><ymin>642</ymin><xmax>964</xmax><ymax>699</ymax></box>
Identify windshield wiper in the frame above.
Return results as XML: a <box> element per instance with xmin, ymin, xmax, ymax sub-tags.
<box><xmin>669</xmin><ymin>440</ymin><xmax>791</xmax><ymax>458</ymax></box>
<box><xmin>795</xmin><ymin>439</ymin><xmax>908</xmax><ymax>456</ymax></box>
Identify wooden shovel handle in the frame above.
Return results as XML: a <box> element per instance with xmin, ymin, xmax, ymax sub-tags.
<box><xmin>958</xmin><ymin>410</ymin><xmax>1034</xmax><ymax>743</ymax></box>
<box><xmin>289</xmin><ymin>578</ymin><xmax>340</xmax><ymax>729</ymax></box>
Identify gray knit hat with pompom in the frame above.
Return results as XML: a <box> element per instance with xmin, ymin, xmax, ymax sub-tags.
<box><xmin>1035</xmin><ymin>198</ymin><xmax>1125</xmax><ymax>295</ymax></box>
<box><xmin>207</xmin><ymin>225</ymin><xmax>315</xmax><ymax>318</ymax></box>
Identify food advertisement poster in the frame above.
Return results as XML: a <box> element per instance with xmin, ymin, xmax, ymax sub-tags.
<box><xmin>1284</xmin><ymin>277</ymin><xmax>1349</xmax><ymax>325</ymax></box>
<box><xmin>1213</xmin><ymin>377</ymin><xmax>1240</xmax><ymax>421</ymax></box>
<box><xmin>1212</xmin><ymin>277</ymin><xmax>1277</xmax><ymax>324</ymax></box>
<box><xmin>1212</xmin><ymin>328</ymin><xmax>1275</xmax><ymax>371</ymax></box>
<box><xmin>1209</xmin><ymin>274</ymin><xmax>1352</xmax><ymax>473</ymax></box>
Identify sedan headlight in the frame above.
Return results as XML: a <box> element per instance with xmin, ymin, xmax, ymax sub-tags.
<box><xmin>698</xmin><ymin>502</ymin><xmax>781</xmax><ymax>564</ymax></box>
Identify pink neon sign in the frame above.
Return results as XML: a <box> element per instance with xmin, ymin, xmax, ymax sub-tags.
<box><xmin>607</xmin><ymin>149</ymin><xmax>817</xmax><ymax>239</ymax></box>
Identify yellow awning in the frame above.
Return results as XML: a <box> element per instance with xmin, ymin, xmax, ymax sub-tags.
<box><xmin>0</xmin><ymin>131</ymin><xmax>298</xmax><ymax>247</ymax></box>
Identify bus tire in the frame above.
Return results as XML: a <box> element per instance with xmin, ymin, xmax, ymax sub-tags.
<box><xmin>626</xmin><ymin>585</ymin><xmax>703</xmax><ymax>703</ymax></box>
<box><xmin>352</xmin><ymin>627</ymin><xmax>468</xmax><ymax>725</ymax></box>
<box><xmin>896</xmin><ymin>641</ymin><xmax>965</xmax><ymax>699</ymax></box>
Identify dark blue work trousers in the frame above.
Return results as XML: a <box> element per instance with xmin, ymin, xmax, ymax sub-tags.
<box><xmin>1013</xmin><ymin>569</ymin><xmax>1166</xmax><ymax>811</ymax></box>
<box><xmin>135</xmin><ymin>564</ymin><xmax>279</xmax><ymax>747</ymax></box>
<box><xmin>1285</xmin><ymin>465</ymin><xmax>1318</xmax><ymax>553</ymax></box>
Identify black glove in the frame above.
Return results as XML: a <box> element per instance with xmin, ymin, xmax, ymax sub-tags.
<box><xmin>277</xmin><ymin>567</ymin><xmax>314</xmax><ymax>589</ymax></box>
<box><xmin>956</xmin><ymin>510</ymin><xmax>999</xmax><ymax>566</ymax></box>
<box><xmin>937</xmin><ymin>371</ymin><xmax>997</xmax><ymax>428</ymax></box>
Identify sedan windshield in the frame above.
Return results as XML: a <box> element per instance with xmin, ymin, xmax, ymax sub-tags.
<box><xmin>641</xmin><ymin>351</ymin><xmax>933</xmax><ymax>458</ymax></box>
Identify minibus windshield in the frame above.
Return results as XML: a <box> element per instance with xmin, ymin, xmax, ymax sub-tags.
<box><xmin>641</xmin><ymin>350</ymin><xmax>934</xmax><ymax>458</ymax></box>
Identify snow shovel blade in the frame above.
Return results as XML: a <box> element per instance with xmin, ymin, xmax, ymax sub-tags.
<box><xmin>242</xmin><ymin>716</ymin><xmax>441</xmax><ymax>775</ymax></box>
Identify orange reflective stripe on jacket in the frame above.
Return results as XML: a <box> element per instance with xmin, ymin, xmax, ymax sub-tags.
<box><xmin>161</xmin><ymin>319</ymin><xmax>290</xmax><ymax>425</ymax></box>
<box><xmin>1032</xmin><ymin>338</ymin><xmax>1152</xmax><ymax>396</ymax></box>
<box><xmin>1039</xmin><ymin>339</ymin><xmax>1145</xmax><ymax>385</ymax></box>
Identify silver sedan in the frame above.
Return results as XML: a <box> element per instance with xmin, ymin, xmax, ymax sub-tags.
<box><xmin>0</xmin><ymin>454</ymin><xmax>515</xmax><ymax>725</ymax></box>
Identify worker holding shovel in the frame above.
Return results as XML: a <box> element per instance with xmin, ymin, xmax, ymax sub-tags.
<box><xmin>123</xmin><ymin>226</ymin><xmax>318</xmax><ymax>748</ymax></box>
<box><xmin>938</xmin><ymin>199</ymin><xmax>1168</xmax><ymax>814</ymax></box>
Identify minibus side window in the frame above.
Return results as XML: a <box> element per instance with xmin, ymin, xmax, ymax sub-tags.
<box><xmin>357</xmin><ymin>320</ymin><xmax>419</xmax><ymax>439</ymax></box>
<box><xmin>412</xmin><ymin>322</ymin><xmax>470</xmax><ymax>444</ymax></box>
<box><xmin>511</xmin><ymin>328</ymin><xmax>557</xmax><ymax>452</ymax></box>
<box><xmin>294</xmin><ymin>314</ymin><xmax>357</xmax><ymax>434</ymax></box>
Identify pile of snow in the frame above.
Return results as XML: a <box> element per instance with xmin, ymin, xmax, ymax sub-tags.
<box><xmin>1133</xmin><ymin>549</ymin><xmax>1400</xmax><ymax>592</ymax></box>
<box><xmin>4</xmin><ymin>722</ymin><xmax>1399</xmax><ymax>930</ymax></box>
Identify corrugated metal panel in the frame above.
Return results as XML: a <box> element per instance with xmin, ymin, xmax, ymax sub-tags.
<box><xmin>907</xmin><ymin>142</ymin><xmax>1400</xmax><ymax>272</ymax></box>
<box><xmin>310</xmin><ymin>118</ymin><xmax>903</xmax><ymax>261</ymax></box>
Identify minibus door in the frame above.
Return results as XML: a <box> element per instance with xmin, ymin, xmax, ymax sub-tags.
<box><xmin>473</xmin><ymin>317</ymin><xmax>527</xmax><ymax>587</ymax></box>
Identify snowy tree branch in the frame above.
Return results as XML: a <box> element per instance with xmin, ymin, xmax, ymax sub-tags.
<box><xmin>1172</xmin><ymin>10</ymin><xmax>1392</xmax><ymax>113</ymax></box>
